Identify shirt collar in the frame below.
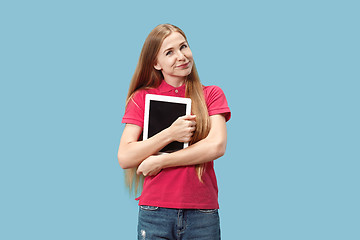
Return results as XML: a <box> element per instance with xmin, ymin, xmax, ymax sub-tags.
<box><xmin>158</xmin><ymin>80</ymin><xmax>186</xmax><ymax>93</ymax></box>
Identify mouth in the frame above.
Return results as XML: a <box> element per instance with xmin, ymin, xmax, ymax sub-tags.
<box><xmin>176</xmin><ymin>62</ymin><xmax>190</xmax><ymax>69</ymax></box>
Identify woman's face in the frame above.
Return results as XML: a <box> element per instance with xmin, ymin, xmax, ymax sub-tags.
<box><xmin>154</xmin><ymin>32</ymin><xmax>193</xmax><ymax>83</ymax></box>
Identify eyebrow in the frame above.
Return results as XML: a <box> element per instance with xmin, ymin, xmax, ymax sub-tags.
<box><xmin>163</xmin><ymin>41</ymin><xmax>187</xmax><ymax>54</ymax></box>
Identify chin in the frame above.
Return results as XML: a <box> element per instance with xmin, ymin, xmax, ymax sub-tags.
<box><xmin>180</xmin><ymin>72</ymin><xmax>192</xmax><ymax>78</ymax></box>
<box><xmin>183</xmin><ymin>67</ymin><xmax>193</xmax><ymax>76</ymax></box>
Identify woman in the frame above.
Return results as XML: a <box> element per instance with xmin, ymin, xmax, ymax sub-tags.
<box><xmin>118</xmin><ymin>24</ymin><xmax>231</xmax><ymax>240</ymax></box>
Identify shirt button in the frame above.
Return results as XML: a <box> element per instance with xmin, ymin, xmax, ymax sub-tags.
<box><xmin>175</xmin><ymin>89</ymin><xmax>178</xmax><ymax>93</ymax></box>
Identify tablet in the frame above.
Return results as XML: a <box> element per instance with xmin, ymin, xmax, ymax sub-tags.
<box><xmin>143</xmin><ymin>94</ymin><xmax>192</xmax><ymax>154</ymax></box>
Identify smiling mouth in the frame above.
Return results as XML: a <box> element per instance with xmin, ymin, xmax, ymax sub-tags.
<box><xmin>177</xmin><ymin>62</ymin><xmax>190</xmax><ymax>68</ymax></box>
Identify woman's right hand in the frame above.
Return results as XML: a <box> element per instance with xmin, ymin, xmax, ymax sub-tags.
<box><xmin>167</xmin><ymin>115</ymin><xmax>196</xmax><ymax>143</ymax></box>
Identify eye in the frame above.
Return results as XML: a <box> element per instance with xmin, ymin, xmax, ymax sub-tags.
<box><xmin>165</xmin><ymin>50</ymin><xmax>172</xmax><ymax>56</ymax></box>
<box><xmin>180</xmin><ymin>44</ymin><xmax>188</xmax><ymax>50</ymax></box>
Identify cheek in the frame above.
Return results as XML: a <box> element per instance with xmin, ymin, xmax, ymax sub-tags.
<box><xmin>166</xmin><ymin>57</ymin><xmax>177</xmax><ymax>68</ymax></box>
<box><xmin>186</xmin><ymin>50</ymin><xmax>193</xmax><ymax>61</ymax></box>
<box><xmin>158</xmin><ymin>57</ymin><xmax>171</xmax><ymax>69</ymax></box>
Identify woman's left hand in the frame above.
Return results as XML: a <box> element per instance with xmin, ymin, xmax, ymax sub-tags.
<box><xmin>137</xmin><ymin>155</ymin><xmax>163</xmax><ymax>176</ymax></box>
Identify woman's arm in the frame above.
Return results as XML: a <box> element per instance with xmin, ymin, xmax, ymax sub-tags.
<box><xmin>137</xmin><ymin>114</ymin><xmax>227</xmax><ymax>176</ymax></box>
<box><xmin>118</xmin><ymin>115</ymin><xmax>196</xmax><ymax>169</ymax></box>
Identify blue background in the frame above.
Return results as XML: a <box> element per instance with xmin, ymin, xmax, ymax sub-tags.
<box><xmin>1</xmin><ymin>0</ymin><xmax>359</xmax><ymax>239</ymax></box>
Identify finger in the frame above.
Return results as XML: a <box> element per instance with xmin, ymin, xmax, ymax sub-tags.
<box><xmin>182</xmin><ymin>115</ymin><xmax>196</xmax><ymax>120</ymax></box>
<box><xmin>137</xmin><ymin>167</ymin><xmax>145</xmax><ymax>176</ymax></box>
<box><xmin>188</xmin><ymin>120</ymin><xmax>196</xmax><ymax>127</ymax></box>
<box><xmin>154</xmin><ymin>169</ymin><xmax>162</xmax><ymax>175</ymax></box>
<box><xmin>185</xmin><ymin>135</ymin><xmax>192</xmax><ymax>141</ymax></box>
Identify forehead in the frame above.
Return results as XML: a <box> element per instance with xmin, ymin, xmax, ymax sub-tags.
<box><xmin>160</xmin><ymin>32</ymin><xmax>187</xmax><ymax>50</ymax></box>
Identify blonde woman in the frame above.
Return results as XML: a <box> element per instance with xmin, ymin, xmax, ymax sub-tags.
<box><xmin>118</xmin><ymin>24</ymin><xmax>231</xmax><ymax>240</ymax></box>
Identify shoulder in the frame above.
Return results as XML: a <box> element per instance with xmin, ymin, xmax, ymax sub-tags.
<box><xmin>202</xmin><ymin>85</ymin><xmax>231</xmax><ymax>121</ymax></box>
<box><xmin>203</xmin><ymin>84</ymin><xmax>222</xmax><ymax>92</ymax></box>
<box><xmin>127</xmin><ymin>86</ymin><xmax>162</xmax><ymax>112</ymax></box>
<box><xmin>127</xmin><ymin>89</ymin><xmax>149</xmax><ymax>112</ymax></box>
<box><xmin>129</xmin><ymin>87</ymin><xmax>154</xmax><ymax>105</ymax></box>
<box><xmin>203</xmin><ymin>85</ymin><xmax>227</xmax><ymax>101</ymax></box>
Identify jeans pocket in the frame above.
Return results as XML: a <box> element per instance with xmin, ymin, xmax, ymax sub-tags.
<box><xmin>140</xmin><ymin>205</ymin><xmax>159</xmax><ymax>211</ymax></box>
<box><xmin>197</xmin><ymin>209</ymin><xmax>218</xmax><ymax>214</ymax></box>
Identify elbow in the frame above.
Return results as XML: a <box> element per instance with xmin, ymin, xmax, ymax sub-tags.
<box><xmin>118</xmin><ymin>152</ymin><xmax>131</xmax><ymax>169</ymax></box>
<box><xmin>213</xmin><ymin>141</ymin><xmax>227</xmax><ymax>159</ymax></box>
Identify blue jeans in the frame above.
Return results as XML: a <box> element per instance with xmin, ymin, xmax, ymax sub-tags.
<box><xmin>138</xmin><ymin>206</ymin><xmax>221</xmax><ymax>240</ymax></box>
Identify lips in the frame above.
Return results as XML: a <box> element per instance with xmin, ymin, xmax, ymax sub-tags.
<box><xmin>177</xmin><ymin>62</ymin><xmax>190</xmax><ymax>68</ymax></box>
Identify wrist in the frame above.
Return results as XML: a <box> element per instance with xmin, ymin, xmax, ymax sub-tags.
<box><xmin>159</xmin><ymin>153</ymin><xmax>171</xmax><ymax>169</ymax></box>
<box><xmin>153</xmin><ymin>154</ymin><xmax>165</xmax><ymax>170</ymax></box>
<box><xmin>163</xmin><ymin>127</ymin><xmax>174</xmax><ymax>143</ymax></box>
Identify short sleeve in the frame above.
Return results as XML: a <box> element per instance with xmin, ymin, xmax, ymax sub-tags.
<box><xmin>204</xmin><ymin>85</ymin><xmax>231</xmax><ymax>122</ymax></box>
<box><xmin>121</xmin><ymin>90</ymin><xmax>146</xmax><ymax>128</ymax></box>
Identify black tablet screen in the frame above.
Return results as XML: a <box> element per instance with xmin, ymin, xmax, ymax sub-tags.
<box><xmin>148</xmin><ymin>100</ymin><xmax>187</xmax><ymax>153</ymax></box>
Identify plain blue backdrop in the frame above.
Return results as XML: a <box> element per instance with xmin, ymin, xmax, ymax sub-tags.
<box><xmin>1</xmin><ymin>0</ymin><xmax>359</xmax><ymax>239</ymax></box>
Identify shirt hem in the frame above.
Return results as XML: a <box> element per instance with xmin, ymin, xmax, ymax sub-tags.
<box><xmin>138</xmin><ymin>200</ymin><xmax>219</xmax><ymax>210</ymax></box>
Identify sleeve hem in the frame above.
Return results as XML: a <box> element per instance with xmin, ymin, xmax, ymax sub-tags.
<box><xmin>121</xmin><ymin>118</ymin><xmax>143</xmax><ymax>128</ymax></box>
<box><xmin>208</xmin><ymin>108</ymin><xmax>231</xmax><ymax>122</ymax></box>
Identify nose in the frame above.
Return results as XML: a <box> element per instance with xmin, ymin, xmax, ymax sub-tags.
<box><xmin>176</xmin><ymin>50</ymin><xmax>186</xmax><ymax>60</ymax></box>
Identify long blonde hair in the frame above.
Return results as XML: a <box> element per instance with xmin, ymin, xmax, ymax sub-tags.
<box><xmin>125</xmin><ymin>24</ymin><xmax>210</xmax><ymax>196</ymax></box>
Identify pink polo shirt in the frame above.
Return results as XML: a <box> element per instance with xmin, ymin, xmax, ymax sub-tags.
<box><xmin>122</xmin><ymin>80</ymin><xmax>231</xmax><ymax>209</ymax></box>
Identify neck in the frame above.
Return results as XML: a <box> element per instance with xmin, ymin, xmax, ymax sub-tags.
<box><xmin>163</xmin><ymin>76</ymin><xmax>186</xmax><ymax>88</ymax></box>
